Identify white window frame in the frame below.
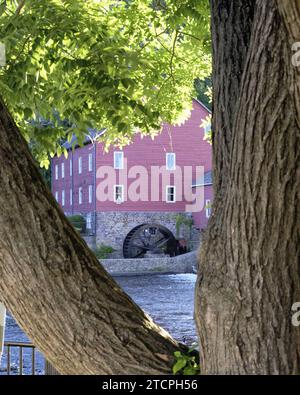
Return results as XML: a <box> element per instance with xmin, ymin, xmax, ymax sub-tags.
<box><xmin>166</xmin><ymin>185</ymin><xmax>176</xmax><ymax>203</ymax></box>
<box><xmin>70</xmin><ymin>189</ymin><xmax>73</xmax><ymax>206</ymax></box>
<box><xmin>86</xmin><ymin>213</ymin><xmax>92</xmax><ymax>230</ymax></box>
<box><xmin>55</xmin><ymin>191</ymin><xmax>59</xmax><ymax>202</ymax></box>
<box><xmin>62</xmin><ymin>190</ymin><xmax>65</xmax><ymax>206</ymax></box>
<box><xmin>61</xmin><ymin>163</ymin><xmax>65</xmax><ymax>179</ymax></box>
<box><xmin>114</xmin><ymin>184</ymin><xmax>124</xmax><ymax>204</ymax></box>
<box><xmin>70</xmin><ymin>159</ymin><xmax>72</xmax><ymax>177</ymax></box>
<box><xmin>204</xmin><ymin>123</ymin><xmax>211</xmax><ymax>137</ymax></box>
<box><xmin>55</xmin><ymin>165</ymin><xmax>58</xmax><ymax>180</ymax></box>
<box><xmin>166</xmin><ymin>153</ymin><xmax>176</xmax><ymax>171</ymax></box>
<box><xmin>78</xmin><ymin>157</ymin><xmax>82</xmax><ymax>174</ymax></box>
<box><xmin>88</xmin><ymin>153</ymin><xmax>93</xmax><ymax>172</ymax></box>
<box><xmin>88</xmin><ymin>185</ymin><xmax>93</xmax><ymax>204</ymax></box>
<box><xmin>206</xmin><ymin>199</ymin><xmax>212</xmax><ymax>218</ymax></box>
<box><xmin>114</xmin><ymin>151</ymin><xmax>124</xmax><ymax>170</ymax></box>
<box><xmin>79</xmin><ymin>187</ymin><xmax>83</xmax><ymax>205</ymax></box>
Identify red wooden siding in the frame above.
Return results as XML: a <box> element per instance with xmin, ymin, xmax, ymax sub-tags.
<box><xmin>51</xmin><ymin>99</ymin><xmax>213</xmax><ymax>225</ymax></box>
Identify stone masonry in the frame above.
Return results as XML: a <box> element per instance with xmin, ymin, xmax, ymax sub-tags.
<box><xmin>95</xmin><ymin>211</ymin><xmax>196</xmax><ymax>251</ymax></box>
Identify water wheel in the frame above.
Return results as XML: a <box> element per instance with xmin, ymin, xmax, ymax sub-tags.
<box><xmin>123</xmin><ymin>224</ymin><xmax>177</xmax><ymax>259</ymax></box>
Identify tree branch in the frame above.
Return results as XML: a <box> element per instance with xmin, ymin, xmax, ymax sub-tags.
<box><xmin>15</xmin><ymin>0</ymin><xmax>25</xmax><ymax>15</ymax></box>
<box><xmin>0</xmin><ymin>96</ymin><xmax>183</xmax><ymax>375</ymax></box>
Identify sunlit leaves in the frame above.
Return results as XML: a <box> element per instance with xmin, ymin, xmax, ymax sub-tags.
<box><xmin>0</xmin><ymin>0</ymin><xmax>211</xmax><ymax>166</ymax></box>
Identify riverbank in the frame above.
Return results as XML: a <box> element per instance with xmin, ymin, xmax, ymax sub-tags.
<box><xmin>101</xmin><ymin>251</ymin><xmax>197</xmax><ymax>276</ymax></box>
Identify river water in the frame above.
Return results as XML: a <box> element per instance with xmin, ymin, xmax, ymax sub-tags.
<box><xmin>1</xmin><ymin>274</ymin><xmax>197</xmax><ymax>375</ymax></box>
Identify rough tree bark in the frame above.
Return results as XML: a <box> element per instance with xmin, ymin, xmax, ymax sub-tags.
<box><xmin>0</xmin><ymin>97</ymin><xmax>185</xmax><ymax>375</ymax></box>
<box><xmin>196</xmin><ymin>0</ymin><xmax>300</xmax><ymax>374</ymax></box>
<box><xmin>1</xmin><ymin>0</ymin><xmax>299</xmax><ymax>376</ymax></box>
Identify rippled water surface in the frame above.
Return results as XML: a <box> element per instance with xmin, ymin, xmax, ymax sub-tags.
<box><xmin>1</xmin><ymin>274</ymin><xmax>197</xmax><ymax>374</ymax></box>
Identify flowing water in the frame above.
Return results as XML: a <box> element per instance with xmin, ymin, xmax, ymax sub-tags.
<box><xmin>1</xmin><ymin>274</ymin><xmax>197</xmax><ymax>375</ymax></box>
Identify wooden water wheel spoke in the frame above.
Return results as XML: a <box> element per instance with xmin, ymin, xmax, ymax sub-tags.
<box><xmin>123</xmin><ymin>224</ymin><xmax>177</xmax><ymax>259</ymax></box>
<box><xmin>153</xmin><ymin>237</ymin><xmax>170</xmax><ymax>248</ymax></box>
<box><xmin>131</xmin><ymin>244</ymin><xmax>150</xmax><ymax>250</ymax></box>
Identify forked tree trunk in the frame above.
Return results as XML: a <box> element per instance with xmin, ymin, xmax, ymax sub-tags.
<box><xmin>196</xmin><ymin>0</ymin><xmax>300</xmax><ymax>374</ymax></box>
<box><xmin>0</xmin><ymin>98</ymin><xmax>183</xmax><ymax>375</ymax></box>
<box><xmin>1</xmin><ymin>0</ymin><xmax>299</xmax><ymax>377</ymax></box>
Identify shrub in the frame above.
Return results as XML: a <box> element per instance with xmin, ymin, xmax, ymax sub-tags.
<box><xmin>67</xmin><ymin>215</ymin><xmax>86</xmax><ymax>233</ymax></box>
<box><xmin>175</xmin><ymin>214</ymin><xmax>193</xmax><ymax>238</ymax></box>
<box><xmin>173</xmin><ymin>348</ymin><xmax>200</xmax><ymax>375</ymax></box>
<box><xmin>94</xmin><ymin>244</ymin><xmax>115</xmax><ymax>259</ymax></box>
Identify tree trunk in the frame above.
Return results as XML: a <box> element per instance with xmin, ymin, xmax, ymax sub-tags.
<box><xmin>196</xmin><ymin>0</ymin><xmax>300</xmax><ymax>374</ymax></box>
<box><xmin>0</xmin><ymin>97</ymin><xmax>184</xmax><ymax>375</ymax></box>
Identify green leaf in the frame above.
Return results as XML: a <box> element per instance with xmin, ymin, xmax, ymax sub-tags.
<box><xmin>174</xmin><ymin>351</ymin><xmax>182</xmax><ymax>358</ymax></box>
<box><xmin>173</xmin><ymin>359</ymin><xmax>187</xmax><ymax>374</ymax></box>
<box><xmin>0</xmin><ymin>0</ymin><xmax>211</xmax><ymax>165</ymax></box>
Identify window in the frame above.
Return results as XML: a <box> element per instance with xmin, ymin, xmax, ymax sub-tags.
<box><xmin>70</xmin><ymin>159</ymin><xmax>72</xmax><ymax>177</ymax></box>
<box><xmin>88</xmin><ymin>185</ymin><xmax>93</xmax><ymax>204</ymax></box>
<box><xmin>78</xmin><ymin>157</ymin><xmax>82</xmax><ymax>174</ymax></box>
<box><xmin>79</xmin><ymin>187</ymin><xmax>83</xmax><ymax>205</ymax></box>
<box><xmin>166</xmin><ymin>186</ymin><xmax>176</xmax><ymax>203</ymax></box>
<box><xmin>55</xmin><ymin>191</ymin><xmax>59</xmax><ymax>202</ymax></box>
<box><xmin>61</xmin><ymin>163</ymin><xmax>65</xmax><ymax>179</ymax></box>
<box><xmin>62</xmin><ymin>190</ymin><xmax>65</xmax><ymax>206</ymax></box>
<box><xmin>206</xmin><ymin>199</ymin><xmax>212</xmax><ymax>218</ymax></box>
<box><xmin>86</xmin><ymin>213</ymin><xmax>92</xmax><ymax>230</ymax></box>
<box><xmin>70</xmin><ymin>189</ymin><xmax>73</xmax><ymax>206</ymax></box>
<box><xmin>114</xmin><ymin>185</ymin><xmax>124</xmax><ymax>203</ymax></box>
<box><xmin>88</xmin><ymin>153</ymin><xmax>93</xmax><ymax>172</ymax></box>
<box><xmin>55</xmin><ymin>165</ymin><xmax>58</xmax><ymax>180</ymax></box>
<box><xmin>166</xmin><ymin>153</ymin><xmax>176</xmax><ymax>170</ymax></box>
<box><xmin>114</xmin><ymin>152</ymin><xmax>124</xmax><ymax>170</ymax></box>
<box><xmin>204</xmin><ymin>123</ymin><xmax>211</xmax><ymax>137</ymax></box>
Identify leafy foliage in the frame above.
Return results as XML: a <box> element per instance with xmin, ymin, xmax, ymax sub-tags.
<box><xmin>0</xmin><ymin>0</ymin><xmax>211</xmax><ymax>167</ymax></box>
<box><xmin>67</xmin><ymin>214</ymin><xmax>86</xmax><ymax>233</ymax></box>
<box><xmin>195</xmin><ymin>76</ymin><xmax>212</xmax><ymax>110</ymax></box>
<box><xmin>93</xmin><ymin>244</ymin><xmax>115</xmax><ymax>259</ymax></box>
<box><xmin>173</xmin><ymin>349</ymin><xmax>200</xmax><ymax>375</ymax></box>
<box><xmin>175</xmin><ymin>214</ymin><xmax>193</xmax><ymax>238</ymax></box>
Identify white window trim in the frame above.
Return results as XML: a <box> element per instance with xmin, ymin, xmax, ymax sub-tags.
<box><xmin>204</xmin><ymin>123</ymin><xmax>212</xmax><ymax>136</ymax></box>
<box><xmin>55</xmin><ymin>191</ymin><xmax>59</xmax><ymax>202</ymax></box>
<box><xmin>166</xmin><ymin>185</ymin><xmax>176</xmax><ymax>203</ymax></box>
<box><xmin>166</xmin><ymin>153</ymin><xmax>176</xmax><ymax>171</ymax></box>
<box><xmin>79</xmin><ymin>187</ymin><xmax>83</xmax><ymax>205</ymax></box>
<box><xmin>114</xmin><ymin>151</ymin><xmax>124</xmax><ymax>170</ymax></box>
<box><xmin>62</xmin><ymin>190</ymin><xmax>65</xmax><ymax>206</ymax></box>
<box><xmin>78</xmin><ymin>157</ymin><xmax>82</xmax><ymax>174</ymax></box>
<box><xmin>86</xmin><ymin>213</ymin><xmax>92</xmax><ymax>230</ymax></box>
<box><xmin>55</xmin><ymin>165</ymin><xmax>58</xmax><ymax>180</ymax></box>
<box><xmin>205</xmin><ymin>199</ymin><xmax>212</xmax><ymax>218</ymax></box>
<box><xmin>61</xmin><ymin>163</ymin><xmax>65</xmax><ymax>179</ymax></box>
<box><xmin>114</xmin><ymin>184</ymin><xmax>124</xmax><ymax>203</ymax></box>
<box><xmin>70</xmin><ymin>189</ymin><xmax>73</xmax><ymax>206</ymax></box>
<box><xmin>88</xmin><ymin>153</ymin><xmax>93</xmax><ymax>172</ymax></box>
<box><xmin>88</xmin><ymin>185</ymin><xmax>93</xmax><ymax>204</ymax></box>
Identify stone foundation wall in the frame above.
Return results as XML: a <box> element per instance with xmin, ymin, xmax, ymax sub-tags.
<box><xmin>95</xmin><ymin>211</ymin><xmax>194</xmax><ymax>250</ymax></box>
<box><xmin>82</xmin><ymin>235</ymin><xmax>97</xmax><ymax>250</ymax></box>
<box><xmin>101</xmin><ymin>250</ymin><xmax>198</xmax><ymax>276</ymax></box>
